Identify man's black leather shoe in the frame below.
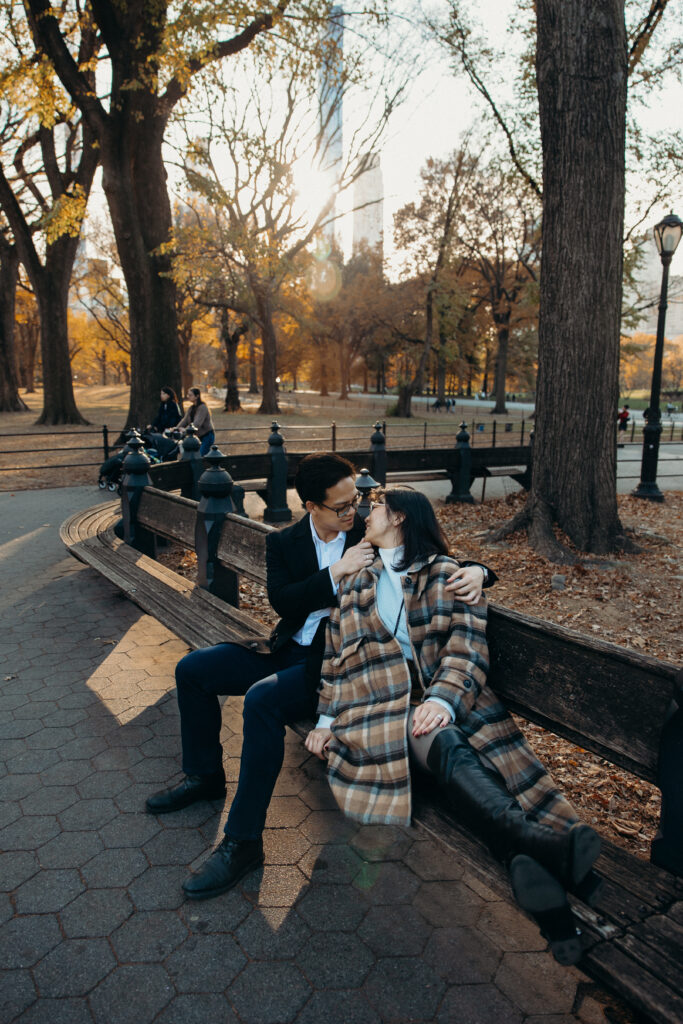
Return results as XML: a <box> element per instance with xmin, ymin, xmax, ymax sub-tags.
<box><xmin>145</xmin><ymin>772</ymin><xmax>226</xmax><ymax>814</ymax></box>
<box><xmin>182</xmin><ymin>836</ymin><xmax>264</xmax><ymax>900</ymax></box>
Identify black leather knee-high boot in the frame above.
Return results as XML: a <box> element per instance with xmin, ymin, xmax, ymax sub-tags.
<box><xmin>426</xmin><ymin>727</ymin><xmax>601</xmax><ymax>891</ymax></box>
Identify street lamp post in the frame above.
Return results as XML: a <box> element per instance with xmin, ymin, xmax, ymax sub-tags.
<box><xmin>633</xmin><ymin>212</ymin><xmax>683</xmax><ymax>502</ymax></box>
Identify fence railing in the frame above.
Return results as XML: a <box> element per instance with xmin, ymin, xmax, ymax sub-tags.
<box><xmin>1</xmin><ymin>415</ymin><xmax>682</xmax><ymax>478</ymax></box>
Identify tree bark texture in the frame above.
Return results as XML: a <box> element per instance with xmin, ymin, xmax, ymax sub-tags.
<box><xmin>0</xmin><ymin>244</ymin><xmax>27</xmax><ymax>412</ymax></box>
<box><xmin>221</xmin><ymin>310</ymin><xmax>246</xmax><ymax>412</ymax></box>
<box><xmin>0</xmin><ymin>171</ymin><xmax>90</xmax><ymax>424</ymax></box>
<box><xmin>533</xmin><ymin>0</ymin><xmax>628</xmax><ymax>557</ymax></box>
<box><xmin>99</xmin><ymin>109</ymin><xmax>181</xmax><ymax>428</ymax></box>
<box><xmin>492</xmin><ymin>311</ymin><xmax>509</xmax><ymax>414</ymax></box>
<box><xmin>254</xmin><ymin>290</ymin><xmax>280</xmax><ymax>415</ymax></box>
<box><xmin>35</xmin><ymin>238</ymin><xmax>89</xmax><ymax>424</ymax></box>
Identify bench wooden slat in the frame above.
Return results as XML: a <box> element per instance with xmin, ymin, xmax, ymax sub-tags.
<box><xmin>587</xmin><ymin>940</ymin><xmax>683</xmax><ymax>1024</ymax></box>
<box><xmin>137</xmin><ymin>489</ymin><xmax>197</xmax><ymax>546</ymax></box>
<box><xmin>487</xmin><ymin>604</ymin><xmax>678</xmax><ymax>781</ymax></box>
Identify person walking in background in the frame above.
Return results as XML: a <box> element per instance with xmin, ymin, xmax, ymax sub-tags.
<box><xmin>617</xmin><ymin>404</ymin><xmax>630</xmax><ymax>447</ymax></box>
<box><xmin>150</xmin><ymin>386</ymin><xmax>182</xmax><ymax>433</ymax></box>
<box><xmin>178</xmin><ymin>386</ymin><xmax>215</xmax><ymax>456</ymax></box>
<box><xmin>306</xmin><ymin>487</ymin><xmax>602</xmax><ymax>966</ymax></box>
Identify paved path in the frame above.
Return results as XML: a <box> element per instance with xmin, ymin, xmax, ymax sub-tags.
<box><xmin>0</xmin><ymin>487</ymin><xmax>625</xmax><ymax>1023</ymax></box>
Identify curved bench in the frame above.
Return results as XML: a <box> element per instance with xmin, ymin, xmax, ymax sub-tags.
<box><xmin>62</xmin><ymin>497</ymin><xmax>683</xmax><ymax>1024</ymax></box>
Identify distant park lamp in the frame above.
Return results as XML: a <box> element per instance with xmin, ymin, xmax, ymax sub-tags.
<box><xmin>633</xmin><ymin>211</ymin><xmax>683</xmax><ymax>502</ymax></box>
<box><xmin>653</xmin><ymin>213</ymin><xmax>683</xmax><ymax>258</ymax></box>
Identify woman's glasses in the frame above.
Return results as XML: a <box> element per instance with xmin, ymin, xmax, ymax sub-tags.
<box><xmin>369</xmin><ymin>499</ymin><xmax>386</xmax><ymax>511</ymax></box>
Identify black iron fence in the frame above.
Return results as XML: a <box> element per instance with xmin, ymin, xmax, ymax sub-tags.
<box><xmin>1</xmin><ymin>415</ymin><xmax>682</xmax><ymax>479</ymax></box>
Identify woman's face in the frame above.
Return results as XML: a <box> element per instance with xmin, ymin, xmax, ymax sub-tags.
<box><xmin>364</xmin><ymin>498</ymin><xmax>403</xmax><ymax>549</ymax></box>
<box><xmin>187</xmin><ymin>390</ymin><xmax>198</xmax><ymax>404</ymax></box>
<box><xmin>160</xmin><ymin>389</ymin><xmax>169</xmax><ymax>402</ymax></box>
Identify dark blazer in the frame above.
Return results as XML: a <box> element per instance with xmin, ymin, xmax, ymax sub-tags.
<box><xmin>266</xmin><ymin>512</ymin><xmax>365</xmax><ymax>691</ymax></box>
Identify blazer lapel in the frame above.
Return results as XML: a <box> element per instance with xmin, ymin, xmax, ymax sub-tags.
<box><xmin>291</xmin><ymin>514</ymin><xmax>319</xmax><ymax>579</ymax></box>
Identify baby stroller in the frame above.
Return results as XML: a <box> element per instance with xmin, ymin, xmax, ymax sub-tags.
<box><xmin>97</xmin><ymin>429</ymin><xmax>168</xmax><ymax>492</ymax></box>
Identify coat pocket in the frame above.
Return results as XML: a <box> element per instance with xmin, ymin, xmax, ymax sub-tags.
<box><xmin>332</xmin><ymin>635</ymin><xmax>365</xmax><ymax>666</ymax></box>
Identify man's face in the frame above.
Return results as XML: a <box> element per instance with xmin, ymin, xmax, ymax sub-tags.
<box><xmin>307</xmin><ymin>476</ymin><xmax>359</xmax><ymax>534</ymax></box>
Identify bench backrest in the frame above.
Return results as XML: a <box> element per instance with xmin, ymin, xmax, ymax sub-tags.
<box><xmin>135</xmin><ymin>485</ymin><xmax>677</xmax><ymax>785</ymax></box>
<box><xmin>146</xmin><ymin>444</ymin><xmax>531</xmax><ymax>492</ymax></box>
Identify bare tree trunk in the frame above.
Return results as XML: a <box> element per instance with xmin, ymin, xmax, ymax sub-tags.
<box><xmin>490</xmin><ymin>0</ymin><xmax>630</xmax><ymax>561</ymax></box>
<box><xmin>248</xmin><ymin>335</ymin><xmax>259</xmax><ymax>394</ymax></box>
<box><xmin>100</xmin><ymin>114</ymin><xmax>182</xmax><ymax>428</ymax></box>
<box><xmin>338</xmin><ymin>338</ymin><xmax>349</xmax><ymax>399</ymax></box>
<box><xmin>30</xmin><ymin>231</ymin><xmax>89</xmax><ymax>424</ymax></box>
<box><xmin>221</xmin><ymin>310</ymin><xmax>245</xmax><ymax>412</ymax></box>
<box><xmin>491</xmin><ymin>314</ymin><xmax>509</xmax><ymax>414</ymax></box>
<box><xmin>0</xmin><ymin>244</ymin><xmax>28</xmax><ymax>411</ymax></box>
<box><xmin>254</xmin><ymin>290</ymin><xmax>279</xmax><ymax>415</ymax></box>
<box><xmin>178</xmin><ymin>324</ymin><xmax>193</xmax><ymax>394</ymax></box>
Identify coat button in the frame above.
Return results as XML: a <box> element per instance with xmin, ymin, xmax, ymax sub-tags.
<box><xmin>463</xmin><ymin>679</ymin><xmax>472</xmax><ymax>689</ymax></box>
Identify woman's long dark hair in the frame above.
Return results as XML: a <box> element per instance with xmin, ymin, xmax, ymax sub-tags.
<box><xmin>187</xmin><ymin>386</ymin><xmax>205</xmax><ymax>421</ymax></box>
<box><xmin>383</xmin><ymin>487</ymin><xmax>449</xmax><ymax>571</ymax></box>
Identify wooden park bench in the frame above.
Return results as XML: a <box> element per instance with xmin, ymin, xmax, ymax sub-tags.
<box><xmin>143</xmin><ymin>420</ymin><xmax>531</xmax><ymax>517</ymax></box>
<box><xmin>60</xmin><ymin>447</ymin><xmax>683</xmax><ymax>1024</ymax></box>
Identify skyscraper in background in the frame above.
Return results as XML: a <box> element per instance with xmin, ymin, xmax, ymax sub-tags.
<box><xmin>319</xmin><ymin>5</ymin><xmax>344</xmax><ymax>244</ymax></box>
<box><xmin>352</xmin><ymin>152</ymin><xmax>384</xmax><ymax>255</ymax></box>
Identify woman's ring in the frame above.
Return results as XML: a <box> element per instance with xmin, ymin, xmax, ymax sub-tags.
<box><xmin>435</xmin><ymin>714</ymin><xmax>443</xmax><ymax>722</ymax></box>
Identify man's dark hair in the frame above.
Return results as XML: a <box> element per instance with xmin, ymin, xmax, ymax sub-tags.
<box><xmin>383</xmin><ymin>487</ymin><xmax>449</xmax><ymax>571</ymax></box>
<box><xmin>295</xmin><ymin>453</ymin><xmax>356</xmax><ymax>505</ymax></box>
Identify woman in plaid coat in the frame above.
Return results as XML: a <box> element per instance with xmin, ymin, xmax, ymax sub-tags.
<box><xmin>306</xmin><ymin>488</ymin><xmax>602</xmax><ymax>965</ymax></box>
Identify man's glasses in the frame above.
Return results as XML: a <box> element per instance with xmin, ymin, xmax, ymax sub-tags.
<box><xmin>319</xmin><ymin>494</ymin><xmax>361</xmax><ymax>518</ymax></box>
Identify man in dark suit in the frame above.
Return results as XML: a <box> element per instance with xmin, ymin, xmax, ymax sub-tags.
<box><xmin>146</xmin><ymin>453</ymin><xmax>493</xmax><ymax>900</ymax></box>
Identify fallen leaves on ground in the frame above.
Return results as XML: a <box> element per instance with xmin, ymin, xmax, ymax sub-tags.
<box><xmin>438</xmin><ymin>490</ymin><xmax>682</xmax><ymax>859</ymax></box>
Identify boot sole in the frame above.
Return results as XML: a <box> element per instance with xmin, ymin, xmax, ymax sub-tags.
<box><xmin>510</xmin><ymin>854</ymin><xmax>583</xmax><ymax>966</ymax></box>
<box><xmin>146</xmin><ymin>788</ymin><xmax>226</xmax><ymax>814</ymax></box>
<box><xmin>183</xmin><ymin>854</ymin><xmax>264</xmax><ymax>901</ymax></box>
<box><xmin>568</xmin><ymin>825</ymin><xmax>602</xmax><ymax>888</ymax></box>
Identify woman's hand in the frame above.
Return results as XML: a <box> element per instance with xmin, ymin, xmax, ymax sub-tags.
<box><xmin>412</xmin><ymin>701</ymin><xmax>451</xmax><ymax>737</ymax></box>
<box><xmin>305</xmin><ymin>727</ymin><xmax>333</xmax><ymax>760</ymax></box>
<box><xmin>445</xmin><ymin>565</ymin><xmax>485</xmax><ymax>604</ymax></box>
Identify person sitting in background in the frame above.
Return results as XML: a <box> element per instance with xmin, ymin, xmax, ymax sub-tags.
<box><xmin>306</xmin><ymin>486</ymin><xmax>602</xmax><ymax>966</ymax></box>
<box><xmin>177</xmin><ymin>386</ymin><xmax>215</xmax><ymax>456</ymax></box>
<box><xmin>150</xmin><ymin>386</ymin><xmax>182</xmax><ymax>434</ymax></box>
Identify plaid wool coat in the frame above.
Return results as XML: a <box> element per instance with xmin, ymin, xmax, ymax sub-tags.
<box><xmin>317</xmin><ymin>553</ymin><xmax>578</xmax><ymax>832</ymax></box>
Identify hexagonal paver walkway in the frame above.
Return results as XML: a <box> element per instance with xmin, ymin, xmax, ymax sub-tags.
<box><xmin>0</xmin><ymin>487</ymin><xmax>630</xmax><ymax>1023</ymax></box>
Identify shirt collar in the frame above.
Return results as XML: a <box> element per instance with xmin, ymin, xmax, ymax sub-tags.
<box><xmin>309</xmin><ymin>514</ymin><xmax>343</xmax><ymax>547</ymax></box>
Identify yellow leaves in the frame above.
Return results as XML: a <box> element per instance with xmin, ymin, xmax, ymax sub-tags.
<box><xmin>42</xmin><ymin>184</ymin><xmax>88</xmax><ymax>244</ymax></box>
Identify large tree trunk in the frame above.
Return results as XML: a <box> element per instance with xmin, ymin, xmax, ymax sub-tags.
<box><xmin>221</xmin><ymin>310</ymin><xmax>244</xmax><ymax>412</ymax></box>
<box><xmin>100</xmin><ymin>112</ymin><xmax>181</xmax><ymax>429</ymax></box>
<box><xmin>254</xmin><ymin>289</ymin><xmax>279</xmax><ymax>415</ymax></box>
<box><xmin>0</xmin><ymin>244</ymin><xmax>28</xmax><ymax>411</ymax></box>
<box><xmin>511</xmin><ymin>0</ymin><xmax>629</xmax><ymax>560</ymax></box>
<box><xmin>34</xmin><ymin>242</ymin><xmax>88</xmax><ymax>424</ymax></box>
